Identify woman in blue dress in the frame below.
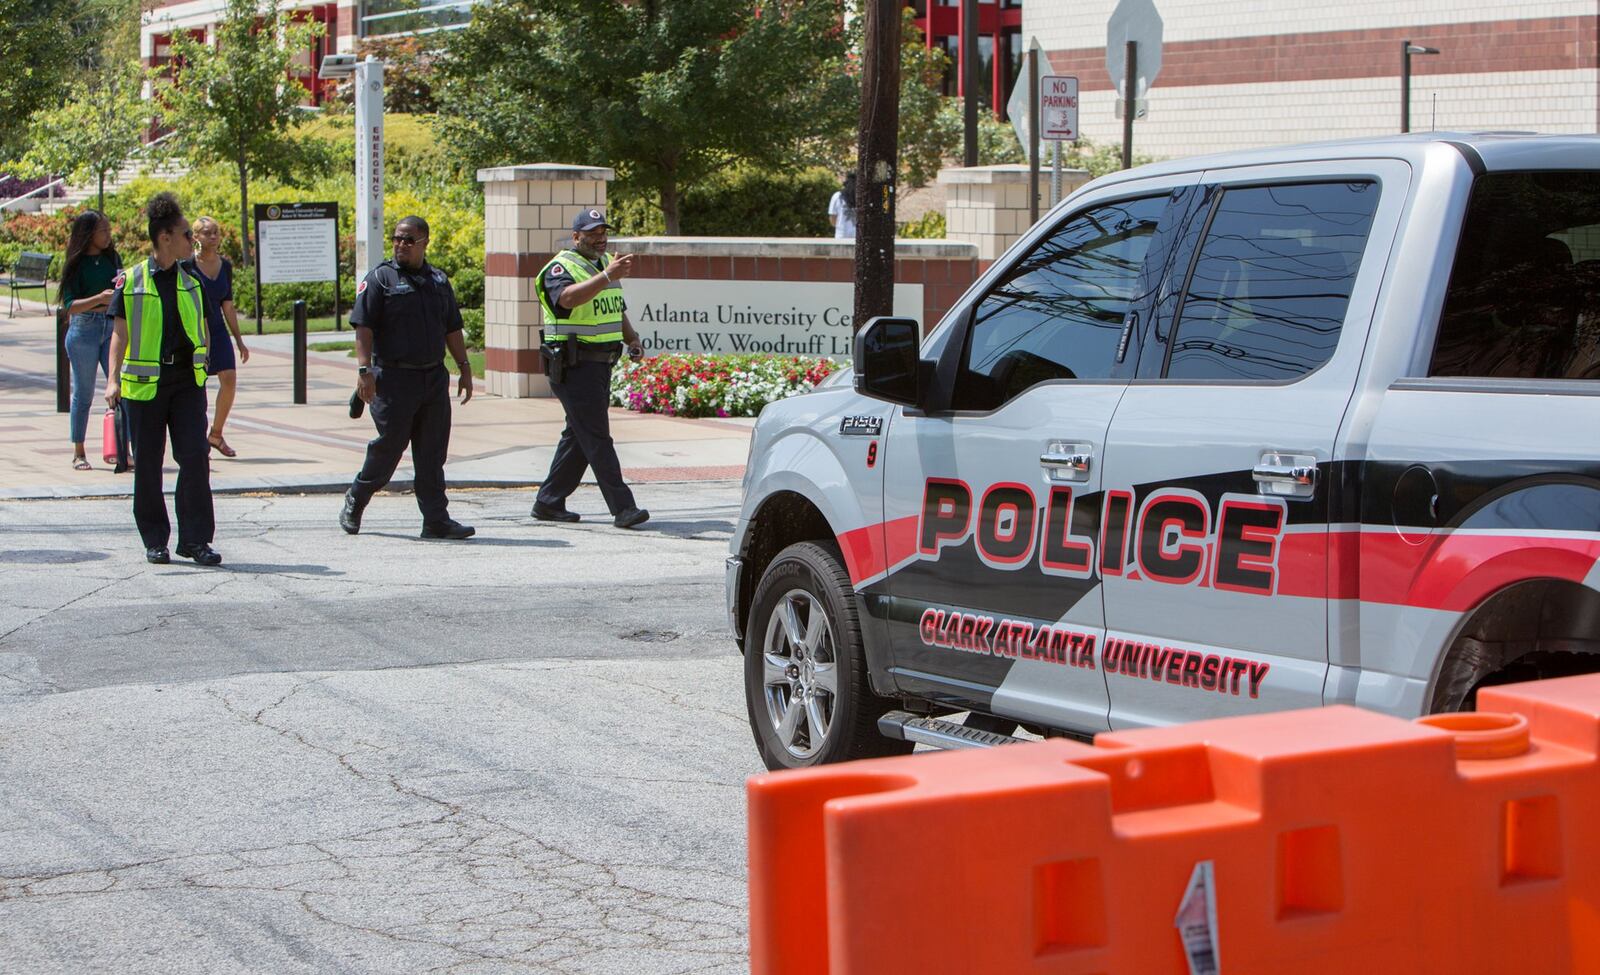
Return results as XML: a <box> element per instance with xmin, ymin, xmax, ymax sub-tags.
<box><xmin>187</xmin><ymin>216</ymin><xmax>248</xmax><ymax>456</ymax></box>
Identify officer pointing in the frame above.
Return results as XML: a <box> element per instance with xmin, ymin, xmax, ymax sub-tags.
<box><xmin>530</xmin><ymin>208</ymin><xmax>648</xmax><ymax>529</ymax></box>
<box><xmin>339</xmin><ymin>215</ymin><xmax>476</xmax><ymax>540</ymax></box>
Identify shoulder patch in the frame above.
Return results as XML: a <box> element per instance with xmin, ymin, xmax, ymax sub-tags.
<box><xmin>549</xmin><ymin>264</ymin><xmax>565</xmax><ymax>276</ymax></box>
<box><xmin>357</xmin><ymin>279</ymin><xmax>368</xmax><ymax>295</ymax></box>
<box><xmin>113</xmin><ymin>270</ymin><xmax>127</xmax><ymax>289</ymax></box>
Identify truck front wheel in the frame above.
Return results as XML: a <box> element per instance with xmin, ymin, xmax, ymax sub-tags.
<box><xmin>744</xmin><ymin>541</ymin><xmax>912</xmax><ymax>770</ymax></box>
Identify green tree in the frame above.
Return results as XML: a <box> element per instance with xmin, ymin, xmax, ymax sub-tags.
<box><xmin>160</xmin><ymin>0</ymin><xmax>323</xmax><ymax>266</ymax></box>
<box><xmin>807</xmin><ymin>9</ymin><xmax>950</xmax><ymax>190</ymax></box>
<box><xmin>0</xmin><ymin>0</ymin><xmax>127</xmax><ymax>162</ymax></box>
<box><xmin>438</xmin><ymin>0</ymin><xmax>858</xmax><ymax>235</ymax></box>
<box><xmin>15</xmin><ymin>59</ymin><xmax>149</xmax><ymax>211</ymax></box>
<box><xmin>337</xmin><ymin>35</ymin><xmax>441</xmax><ymax>114</ymax></box>
<box><xmin>892</xmin><ymin>10</ymin><xmax>953</xmax><ymax>189</ymax></box>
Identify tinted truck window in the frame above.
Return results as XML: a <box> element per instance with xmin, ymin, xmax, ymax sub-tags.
<box><xmin>953</xmin><ymin>194</ymin><xmax>1167</xmax><ymax>411</ymax></box>
<box><xmin>1166</xmin><ymin>181</ymin><xmax>1379</xmax><ymax>382</ymax></box>
<box><xmin>1431</xmin><ymin>172</ymin><xmax>1600</xmax><ymax>380</ymax></box>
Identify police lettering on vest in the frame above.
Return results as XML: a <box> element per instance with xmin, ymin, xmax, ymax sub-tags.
<box><xmin>119</xmin><ymin>258</ymin><xmax>209</xmax><ymax>401</ymax></box>
<box><xmin>536</xmin><ymin>250</ymin><xmax>625</xmax><ymax>344</ymax></box>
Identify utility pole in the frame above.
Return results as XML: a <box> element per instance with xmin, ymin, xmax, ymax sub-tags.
<box><xmin>1028</xmin><ymin>48</ymin><xmax>1040</xmax><ymax>224</ymax></box>
<box><xmin>853</xmin><ymin>0</ymin><xmax>901</xmax><ymax>329</ymax></box>
<box><xmin>962</xmin><ymin>0</ymin><xmax>978</xmax><ymax>166</ymax></box>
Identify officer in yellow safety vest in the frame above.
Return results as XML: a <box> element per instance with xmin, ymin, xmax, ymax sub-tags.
<box><xmin>530</xmin><ymin>208</ymin><xmax>649</xmax><ymax>529</ymax></box>
<box><xmin>104</xmin><ymin>192</ymin><xmax>221</xmax><ymax>566</ymax></box>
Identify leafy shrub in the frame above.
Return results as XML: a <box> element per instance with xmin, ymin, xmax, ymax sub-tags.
<box><xmin>286</xmin><ymin>113</ymin><xmax>467</xmax><ymax>193</ymax></box>
<box><xmin>459</xmin><ymin>307</ymin><xmax>484</xmax><ymax>348</ymax></box>
<box><xmin>933</xmin><ymin>99</ymin><xmax>1027</xmax><ymax>166</ymax></box>
<box><xmin>611</xmin><ymin>353</ymin><xmax>839</xmax><ymax>418</ymax></box>
<box><xmin>1058</xmin><ymin>138</ymin><xmax>1158</xmax><ymax>179</ymax></box>
<box><xmin>0</xmin><ymin>211</ymin><xmax>70</xmax><ymax>252</ymax></box>
<box><xmin>607</xmin><ymin>192</ymin><xmax>666</xmax><ymax>237</ymax></box>
<box><xmin>898</xmin><ymin>210</ymin><xmax>946</xmax><ymax>239</ymax></box>
<box><xmin>612</xmin><ymin>165</ymin><xmax>839</xmax><ymax>238</ymax></box>
<box><xmin>235</xmin><ymin>279</ymin><xmax>357</xmax><ymax>320</ymax></box>
<box><xmin>0</xmin><ymin>241</ymin><xmax>62</xmax><ymax>279</ymax></box>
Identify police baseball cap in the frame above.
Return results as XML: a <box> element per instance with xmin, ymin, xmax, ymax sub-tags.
<box><xmin>571</xmin><ymin>208</ymin><xmax>610</xmax><ymax>232</ymax></box>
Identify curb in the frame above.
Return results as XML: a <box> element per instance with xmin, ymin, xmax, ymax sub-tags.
<box><xmin>0</xmin><ymin>474</ymin><xmax>746</xmax><ymax>502</ymax></box>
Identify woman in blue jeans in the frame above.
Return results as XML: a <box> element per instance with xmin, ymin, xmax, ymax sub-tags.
<box><xmin>59</xmin><ymin>210</ymin><xmax>122</xmax><ymax>470</ymax></box>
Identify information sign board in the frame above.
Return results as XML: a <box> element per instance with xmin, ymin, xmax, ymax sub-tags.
<box><xmin>255</xmin><ymin>202</ymin><xmax>338</xmax><ymax>284</ymax></box>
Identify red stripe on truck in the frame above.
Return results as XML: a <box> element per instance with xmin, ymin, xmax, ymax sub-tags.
<box><xmin>838</xmin><ymin>516</ymin><xmax>921</xmax><ymax>587</ymax></box>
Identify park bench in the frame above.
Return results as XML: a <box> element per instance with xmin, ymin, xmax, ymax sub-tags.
<box><xmin>2</xmin><ymin>250</ymin><xmax>53</xmax><ymax>317</ymax></box>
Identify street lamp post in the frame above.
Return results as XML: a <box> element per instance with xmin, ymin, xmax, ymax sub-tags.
<box><xmin>317</xmin><ymin>53</ymin><xmax>386</xmax><ymax>283</ymax></box>
<box><xmin>1401</xmin><ymin>40</ymin><xmax>1440</xmax><ymax>133</ymax></box>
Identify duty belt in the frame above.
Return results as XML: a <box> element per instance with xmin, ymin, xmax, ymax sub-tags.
<box><xmin>572</xmin><ymin>342</ymin><xmax>623</xmax><ymax>363</ymax></box>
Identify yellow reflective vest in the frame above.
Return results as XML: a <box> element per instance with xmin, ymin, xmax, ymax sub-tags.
<box><xmin>536</xmin><ymin>250</ymin><xmax>624</xmax><ymax>343</ymax></box>
<box><xmin>119</xmin><ymin>258</ymin><xmax>208</xmax><ymax>400</ymax></box>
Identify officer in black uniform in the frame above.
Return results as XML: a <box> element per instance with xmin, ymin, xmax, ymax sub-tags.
<box><xmin>531</xmin><ymin>209</ymin><xmax>649</xmax><ymax>529</ymax></box>
<box><xmin>339</xmin><ymin>215</ymin><xmax>475</xmax><ymax>539</ymax></box>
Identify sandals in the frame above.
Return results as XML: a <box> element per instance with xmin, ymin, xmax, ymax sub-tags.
<box><xmin>72</xmin><ymin>456</ymin><xmax>92</xmax><ymax>471</ymax></box>
<box><xmin>208</xmin><ymin>434</ymin><xmax>238</xmax><ymax>458</ymax></box>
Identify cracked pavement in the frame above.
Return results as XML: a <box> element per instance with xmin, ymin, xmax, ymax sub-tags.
<box><xmin>0</xmin><ymin>485</ymin><xmax>757</xmax><ymax>973</ymax></box>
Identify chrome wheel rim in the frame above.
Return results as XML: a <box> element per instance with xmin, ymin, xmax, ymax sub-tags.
<box><xmin>761</xmin><ymin>588</ymin><xmax>838</xmax><ymax>760</ymax></box>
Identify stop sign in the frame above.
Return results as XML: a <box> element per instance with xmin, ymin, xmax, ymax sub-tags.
<box><xmin>1106</xmin><ymin>0</ymin><xmax>1163</xmax><ymax>100</ymax></box>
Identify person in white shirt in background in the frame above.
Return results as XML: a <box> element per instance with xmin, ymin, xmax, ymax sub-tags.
<box><xmin>827</xmin><ymin>171</ymin><xmax>857</xmax><ymax>239</ymax></box>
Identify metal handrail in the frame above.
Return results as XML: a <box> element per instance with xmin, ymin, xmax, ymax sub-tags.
<box><xmin>131</xmin><ymin>130</ymin><xmax>178</xmax><ymax>159</ymax></box>
<box><xmin>0</xmin><ymin>131</ymin><xmax>184</xmax><ymax>211</ymax></box>
<box><xmin>0</xmin><ymin>177</ymin><xmax>67</xmax><ymax>211</ymax></box>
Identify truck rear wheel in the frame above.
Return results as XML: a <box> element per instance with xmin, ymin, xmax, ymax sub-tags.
<box><xmin>744</xmin><ymin>541</ymin><xmax>912</xmax><ymax>771</ymax></box>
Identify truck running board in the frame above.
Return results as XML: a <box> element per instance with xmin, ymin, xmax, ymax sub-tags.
<box><xmin>877</xmin><ymin>711</ymin><xmax>1024</xmax><ymax>750</ymax></box>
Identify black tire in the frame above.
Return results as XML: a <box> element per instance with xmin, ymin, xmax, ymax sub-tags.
<box><xmin>744</xmin><ymin>540</ymin><xmax>913</xmax><ymax>771</ymax></box>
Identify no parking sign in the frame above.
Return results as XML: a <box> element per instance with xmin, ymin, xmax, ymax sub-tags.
<box><xmin>1040</xmin><ymin>75</ymin><xmax>1080</xmax><ymax>142</ymax></box>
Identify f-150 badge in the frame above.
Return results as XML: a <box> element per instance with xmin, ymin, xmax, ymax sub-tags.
<box><xmin>839</xmin><ymin>415</ymin><xmax>883</xmax><ymax>436</ymax></box>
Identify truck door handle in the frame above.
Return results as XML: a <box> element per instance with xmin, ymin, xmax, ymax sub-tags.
<box><xmin>1253</xmin><ymin>453</ymin><xmax>1317</xmax><ymax>498</ymax></box>
<box><xmin>1041</xmin><ymin>448</ymin><xmax>1092</xmax><ymax>482</ymax></box>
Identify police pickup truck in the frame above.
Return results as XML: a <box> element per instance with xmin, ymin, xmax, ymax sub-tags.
<box><xmin>727</xmin><ymin>133</ymin><xmax>1600</xmax><ymax>770</ymax></box>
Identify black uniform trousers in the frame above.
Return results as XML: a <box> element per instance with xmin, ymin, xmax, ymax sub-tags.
<box><xmin>124</xmin><ymin>381</ymin><xmax>214</xmax><ymax>550</ymax></box>
<box><xmin>350</xmin><ymin>363</ymin><xmax>452</xmax><ymax>524</ymax></box>
<box><xmin>537</xmin><ymin>358</ymin><xmax>637</xmax><ymax>515</ymax></box>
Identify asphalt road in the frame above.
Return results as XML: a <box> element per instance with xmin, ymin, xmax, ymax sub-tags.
<box><xmin>0</xmin><ymin>485</ymin><xmax>757</xmax><ymax>975</ymax></box>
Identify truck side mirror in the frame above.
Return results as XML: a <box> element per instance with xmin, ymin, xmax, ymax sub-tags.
<box><xmin>853</xmin><ymin>316</ymin><xmax>921</xmax><ymax>407</ymax></box>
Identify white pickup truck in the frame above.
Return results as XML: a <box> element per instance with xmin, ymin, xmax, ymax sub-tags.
<box><xmin>727</xmin><ymin>133</ymin><xmax>1600</xmax><ymax>770</ymax></box>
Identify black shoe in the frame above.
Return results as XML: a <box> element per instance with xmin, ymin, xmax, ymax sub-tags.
<box><xmin>613</xmin><ymin>507</ymin><xmax>650</xmax><ymax>529</ymax></box>
<box><xmin>145</xmin><ymin>546</ymin><xmax>170</xmax><ymax>565</ymax></box>
<box><xmin>531</xmin><ymin>501</ymin><xmax>580</xmax><ymax>523</ymax></box>
<box><xmin>420</xmin><ymin>519</ymin><xmax>475</xmax><ymax>540</ymax></box>
<box><xmin>340</xmin><ymin>491</ymin><xmax>365</xmax><ymax>535</ymax></box>
<box><xmin>175</xmin><ymin>543</ymin><xmax>222</xmax><ymax>566</ymax></box>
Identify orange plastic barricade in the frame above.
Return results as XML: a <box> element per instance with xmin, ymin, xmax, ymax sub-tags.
<box><xmin>747</xmin><ymin>674</ymin><xmax>1600</xmax><ymax>975</ymax></box>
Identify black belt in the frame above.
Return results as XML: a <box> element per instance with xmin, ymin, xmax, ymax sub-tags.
<box><xmin>375</xmin><ymin>358</ymin><xmax>442</xmax><ymax>371</ymax></box>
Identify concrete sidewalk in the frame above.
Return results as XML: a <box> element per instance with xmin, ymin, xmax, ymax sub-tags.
<box><xmin>0</xmin><ymin>301</ymin><xmax>755</xmax><ymax>500</ymax></box>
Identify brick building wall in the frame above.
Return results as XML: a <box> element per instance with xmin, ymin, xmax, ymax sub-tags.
<box><xmin>1027</xmin><ymin>0</ymin><xmax>1598</xmax><ymax>159</ymax></box>
<box><xmin>142</xmin><ymin>0</ymin><xmax>357</xmax><ymax>63</ymax></box>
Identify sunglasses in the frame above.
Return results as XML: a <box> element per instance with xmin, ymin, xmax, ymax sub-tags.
<box><xmin>392</xmin><ymin>234</ymin><xmax>422</xmax><ymax>245</ymax></box>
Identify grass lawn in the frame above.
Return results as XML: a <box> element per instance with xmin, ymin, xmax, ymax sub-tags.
<box><xmin>249</xmin><ymin>315</ymin><xmax>349</xmax><ymax>335</ymax></box>
<box><xmin>13</xmin><ymin>283</ymin><xmax>59</xmax><ymax>309</ymax></box>
<box><xmin>307</xmin><ymin>342</ymin><xmax>485</xmax><ymax>379</ymax></box>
